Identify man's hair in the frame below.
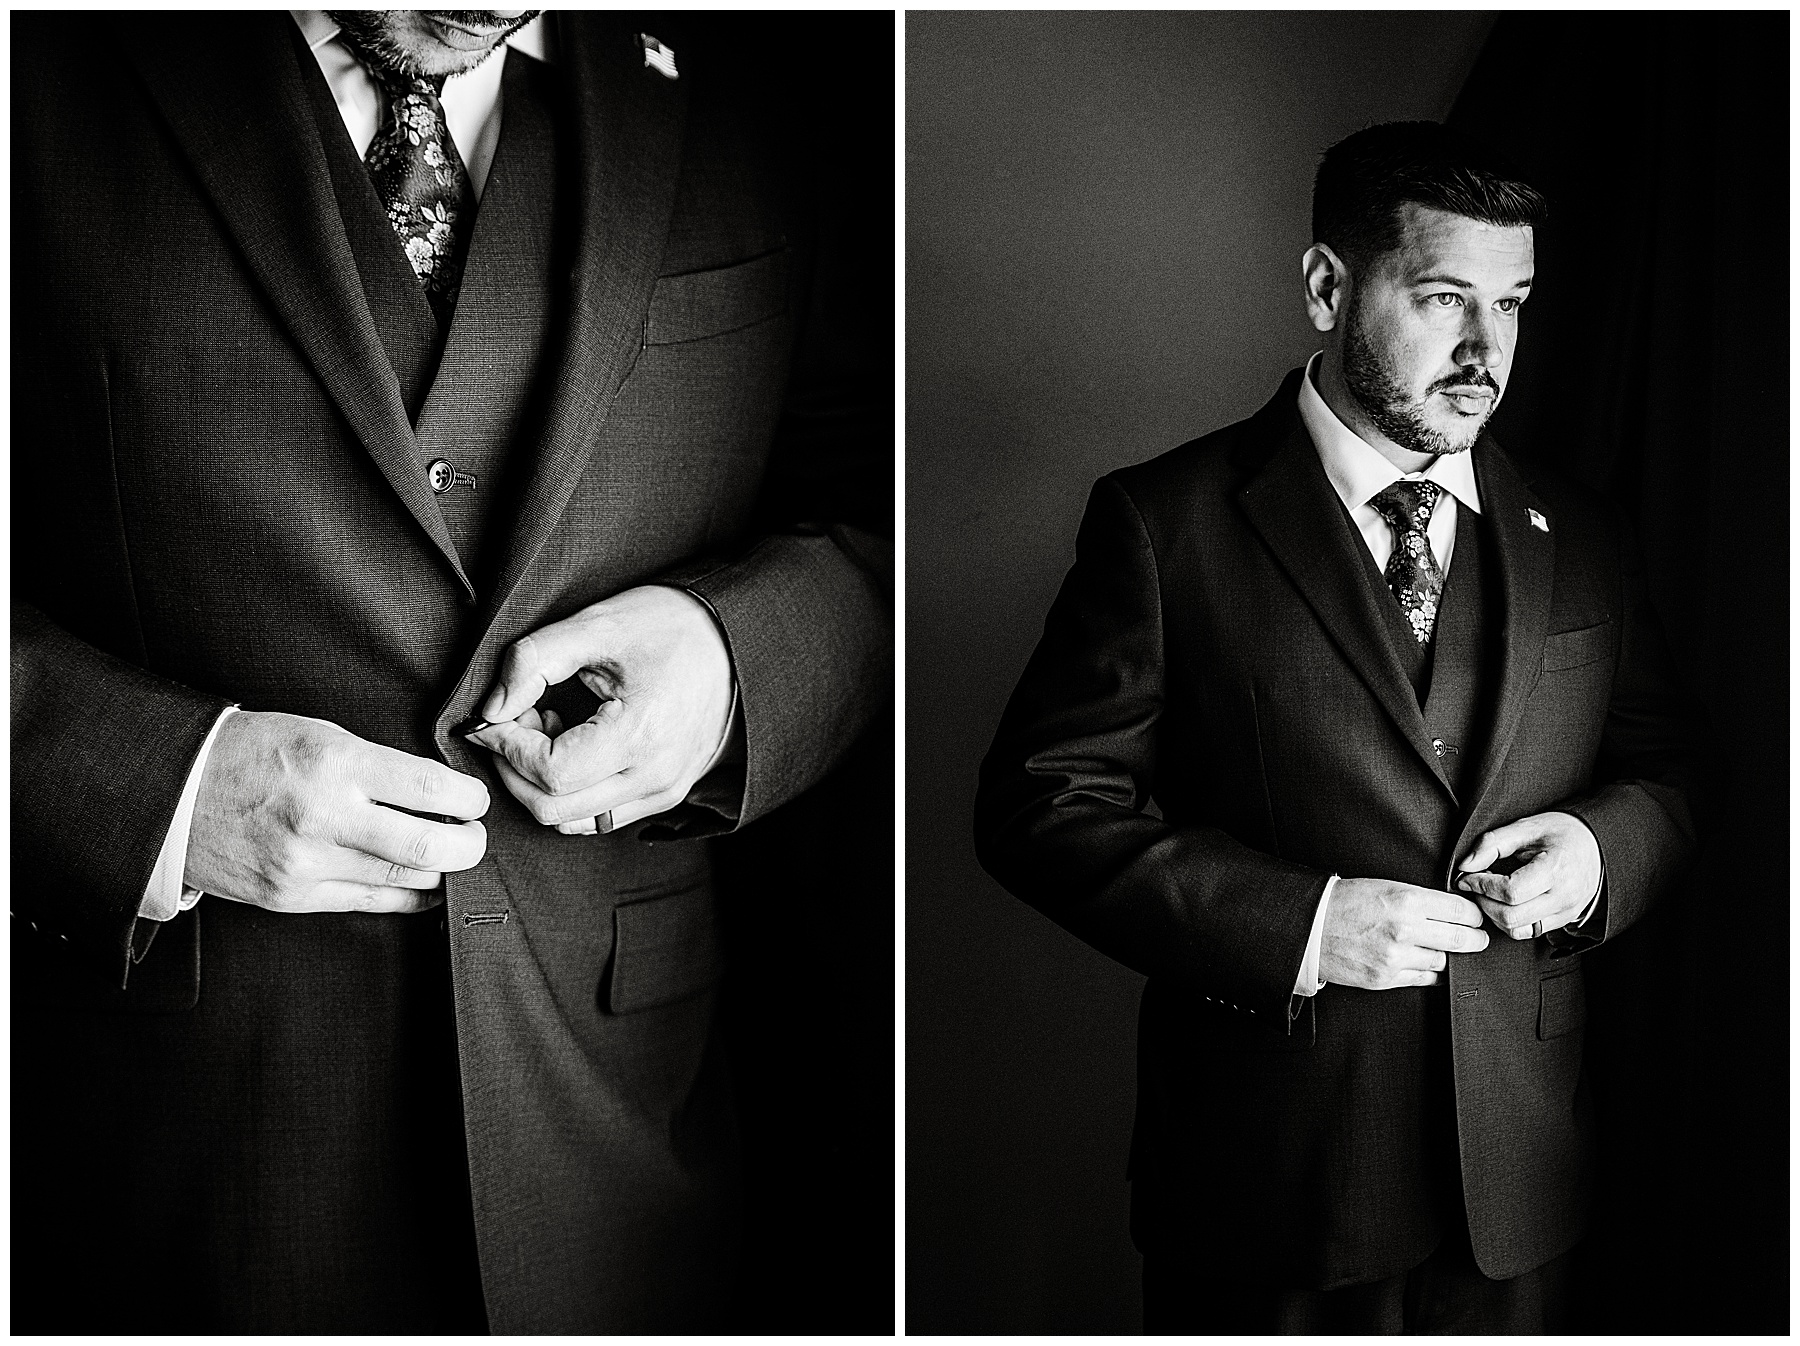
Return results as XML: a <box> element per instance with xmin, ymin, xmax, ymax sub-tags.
<box><xmin>1312</xmin><ymin>121</ymin><xmax>1547</xmax><ymax>274</ymax></box>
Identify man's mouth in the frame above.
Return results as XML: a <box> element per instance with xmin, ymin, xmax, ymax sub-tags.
<box><xmin>425</xmin><ymin>13</ymin><xmax>522</xmax><ymax>49</ymax></box>
<box><xmin>1436</xmin><ymin>386</ymin><xmax>1497</xmax><ymax>416</ymax></box>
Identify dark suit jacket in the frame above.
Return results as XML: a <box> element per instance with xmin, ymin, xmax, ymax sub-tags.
<box><xmin>12</xmin><ymin>12</ymin><xmax>889</xmax><ymax>1333</ymax></box>
<box><xmin>975</xmin><ymin>369</ymin><xmax>1694</xmax><ymax>1288</ymax></box>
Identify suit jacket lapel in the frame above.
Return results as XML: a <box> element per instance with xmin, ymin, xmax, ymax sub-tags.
<box><xmin>1237</xmin><ymin>379</ymin><xmax>1456</xmax><ymax>797</ymax></box>
<box><xmin>123</xmin><ymin>13</ymin><xmax>471</xmax><ymax>598</ymax></box>
<box><xmin>1457</xmin><ymin>438</ymin><xmax>1556</xmax><ymax>836</ymax></box>
<box><xmin>482</xmin><ymin>15</ymin><xmax>690</xmax><ymax>626</ymax></box>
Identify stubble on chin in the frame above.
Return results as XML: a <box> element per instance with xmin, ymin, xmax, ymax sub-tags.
<box><xmin>328</xmin><ymin>11</ymin><xmax>522</xmax><ymax>79</ymax></box>
<box><xmin>1341</xmin><ymin>308</ymin><xmax>1490</xmax><ymax>458</ymax></box>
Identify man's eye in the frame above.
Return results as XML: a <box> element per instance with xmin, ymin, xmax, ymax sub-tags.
<box><xmin>1431</xmin><ymin>293</ymin><xmax>1462</xmax><ymax>308</ymax></box>
<box><xmin>1496</xmin><ymin>297</ymin><xmax>1521</xmax><ymax>314</ymax></box>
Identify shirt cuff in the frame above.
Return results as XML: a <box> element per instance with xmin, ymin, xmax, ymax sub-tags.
<box><xmin>137</xmin><ymin>705</ymin><xmax>238</xmax><ymax>922</ymax></box>
<box><xmin>1293</xmin><ymin>874</ymin><xmax>1336</xmax><ymax>997</ymax></box>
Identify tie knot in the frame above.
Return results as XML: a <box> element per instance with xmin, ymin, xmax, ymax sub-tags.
<box><xmin>1370</xmin><ymin>479</ymin><xmax>1442</xmax><ymax>534</ymax></box>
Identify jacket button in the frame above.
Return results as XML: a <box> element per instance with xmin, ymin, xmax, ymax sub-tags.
<box><xmin>427</xmin><ymin>459</ymin><xmax>477</xmax><ymax>494</ymax></box>
<box><xmin>1432</xmin><ymin>738</ymin><xmax>1446</xmax><ymax>757</ymax></box>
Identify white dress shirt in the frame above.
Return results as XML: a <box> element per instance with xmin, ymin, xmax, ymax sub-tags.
<box><xmin>1288</xmin><ymin>353</ymin><xmax>1483</xmax><ymax>996</ymax></box>
<box><xmin>137</xmin><ymin>11</ymin><xmax>549</xmax><ymax>923</ymax></box>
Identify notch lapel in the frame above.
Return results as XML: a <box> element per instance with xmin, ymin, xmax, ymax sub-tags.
<box><xmin>1455</xmin><ymin>438</ymin><xmax>1556</xmax><ymax>843</ymax></box>
<box><xmin>481</xmin><ymin>15</ymin><xmax>690</xmax><ymax>627</ymax></box>
<box><xmin>1237</xmin><ymin>398</ymin><xmax>1455</xmax><ymax>798</ymax></box>
<box><xmin>123</xmin><ymin>13</ymin><xmax>471</xmax><ymax>598</ymax></box>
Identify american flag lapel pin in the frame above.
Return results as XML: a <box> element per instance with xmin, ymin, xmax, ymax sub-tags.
<box><xmin>1527</xmin><ymin>508</ymin><xmax>1549</xmax><ymax>533</ymax></box>
<box><xmin>639</xmin><ymin>33</ymin><xmax>678</xmax><ymax>79</ymax></box>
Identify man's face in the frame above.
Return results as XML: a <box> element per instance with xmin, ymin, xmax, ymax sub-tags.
<box><xmin>1339</xmin><ymin>202</ymin><xmax>1535</xmax><ymax>458</ymax></box>
<box><xmin>328</xmin><ymin>11</ymin><xmax>540</xmax><ymax>79</ymax></box>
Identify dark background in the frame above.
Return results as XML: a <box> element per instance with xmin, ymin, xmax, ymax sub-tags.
<box><xmin>684</xmin><ymin>13</ymin><xmax>895</xmax><ymax>1333</ymax></box>
<box><xmin>907</xmin><ymin>10</ymin><xmax>1786</xmax><ymax>1334</ymax></box>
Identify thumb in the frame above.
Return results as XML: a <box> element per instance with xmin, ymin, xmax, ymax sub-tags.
<box><xmin>1458</xmin><ymin>818</ymin><xmax>1534</xmax><ymax>875</ymax></box>
<box><xmin>483</xmin><ymin>628</ymin><xmax>582</xmax><ymax>721</ymax></box>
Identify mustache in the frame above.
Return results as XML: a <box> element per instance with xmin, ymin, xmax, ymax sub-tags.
<box><xmin>1429</xmin><ymin>369</ymin><xmax>1501</xmax><ymax>397</ymax></box>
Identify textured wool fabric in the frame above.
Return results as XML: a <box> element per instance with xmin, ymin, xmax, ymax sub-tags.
<box><xmin>13</xmin><ymin>11</ymin><xmax>890</xmax><ymax>1333</ymax></box>
<box><xmin>975</xmin><ymin>368</ymin><xmax>1697</xmax><ymax>1288</ymax></box>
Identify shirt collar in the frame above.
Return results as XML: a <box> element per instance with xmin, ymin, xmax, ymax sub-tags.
<box><xmin>1296</xmin><ymin>351</ymin><xmax>1482</xmax><ymax>515</ymax></box>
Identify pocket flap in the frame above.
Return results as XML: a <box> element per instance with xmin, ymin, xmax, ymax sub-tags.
<box><xmin>608</xmin><ymin>882</ymin><xmax>723</xmax><ymax>1014</ymax></box>
<box><xmin>1537</xmin><ymin>968</ymin><xmax>1587</xmax><ymax>1040</ymax></box>
<box><xmin>1541</xmin><ymin>620</ymin><xmax>1614</xmax><ymax>672</ymax></box>
<box><xmin>645</xmin><ymin>249</ymin><xmax>789</xmax><ymax>345</ymax></box>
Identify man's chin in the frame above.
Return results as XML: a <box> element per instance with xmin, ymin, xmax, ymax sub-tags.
<box><xmin>1416</xmin><ymin>411</ymin><xmax>1487</xmax><ymax>456</ymax></box>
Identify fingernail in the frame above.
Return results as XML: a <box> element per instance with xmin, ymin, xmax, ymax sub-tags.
<box><xmin>481</xmin><ymin>691</ymin><xmax>504</xmax><ymax>719</ymax></box>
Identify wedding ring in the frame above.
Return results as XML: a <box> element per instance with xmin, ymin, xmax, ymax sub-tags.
<box><xmin>1531</xmin><ymin>919</ymin><xmax>1544</xmax><ymax>939</ymax></box>
<box><xmin>595</xmin><ymin>810</ymin><xmax>614</xmax><ymax>835</ymax></box>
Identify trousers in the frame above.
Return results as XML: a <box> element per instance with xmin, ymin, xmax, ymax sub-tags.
<box><xmin>1142</xmin><ymin>1218</ymin><xmax>1576</xmax><ymax>1334</ymax></box>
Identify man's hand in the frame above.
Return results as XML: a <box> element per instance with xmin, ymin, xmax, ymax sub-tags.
<box><xmin>1454</xmin><ymin>811</ymin><xmax>1602</xmax><ymax>940</ymax></box>
<box><xmin>466</xmin><ymin>585</ymin><xmax>735</xmax><ymax>835</ymax></box>
<box><xmin>185</xmin><ymin>710</ymin><xmax>489</xmax><ymax>913</ymax></box>
<box><xmin>1320</xmin><ymin>878</ymin><xmax>1490</xmax><ymax>989</ymax></box>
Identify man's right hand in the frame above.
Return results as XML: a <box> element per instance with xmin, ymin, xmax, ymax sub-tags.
<box><xmin>1319</xmin><ymin>877</ymin><xmax>1489</xmax><ymax>990</ymax></box>
<box><xmin>183</xmin><ymin>710</ymin><xmax>490</xmax><ymax>914</ymax></box>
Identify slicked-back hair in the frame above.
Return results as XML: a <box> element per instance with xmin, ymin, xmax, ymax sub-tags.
<box><xmin>1313</xmin><ymin>121</ymin><xmax>1547</xmax><ymax>275</ymax></box>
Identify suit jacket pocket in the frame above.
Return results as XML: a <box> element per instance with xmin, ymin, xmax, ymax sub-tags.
<box><xmin>1537</xmin><ymin>967</ymin><xmax>1587</xmax><ymax>1040</ymax></box>
<box><xmin>607</xmin><ymin>881</ymin><xmax>724</xmax><ymax>1014</ymax></box>
<box><xmin>1541</xmin><ymin>620</ymin><xmax>1615</xmax><ymax>672</ymax></box>
<box><xmin>644</xmin><ymin>248</ymin><xmax>790</xmax><ymax>346</ymax></box>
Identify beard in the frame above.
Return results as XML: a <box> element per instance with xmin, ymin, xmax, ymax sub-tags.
<box><xmin>1341</xmin><ymin>302</ymin><xmax>1500</xmax><ymax>458</ymax></box>
<box><xmin>329</xmin><ymin>11</ymin><xmax>541</xmax><ymax>79</ymax></box>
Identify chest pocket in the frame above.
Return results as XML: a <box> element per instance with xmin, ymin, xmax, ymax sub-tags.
<box><xmin>644</xmin><ymin>248</ymin><xmax>790</xmax><ymax>346</ymax></box>
<box><xmin>1541</xmin><ymin>620</ymin><xmax>1615</xmax><ymax>672</ymax></box>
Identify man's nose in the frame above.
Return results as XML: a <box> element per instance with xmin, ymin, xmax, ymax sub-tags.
<box><xmin>1455</xmin><ymin>306</ymin><xmax>1504</xmax><ymax>371</ymax></box>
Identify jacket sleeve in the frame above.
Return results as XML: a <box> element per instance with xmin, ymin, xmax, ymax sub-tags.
<box><xmin>1558</xmin><ymin>506</ymin><xmax>1703</xmax><ymax>946</ymax></box>
<box><xmin>12</xmin><ymin>601</ymin><xmax>231</xmax><ymax>985</ymax></box>
<box><xmin>974</xmin><ymin>476</ymin><xmax>1329</xmax><ymax>1022</ymax></box>
<box><xmin>653</xmin><ymin>172</ymin><xmax>893</xmax><ymax>834</ymax></box>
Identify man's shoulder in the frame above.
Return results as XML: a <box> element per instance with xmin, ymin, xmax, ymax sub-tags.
<box><xmin>1479</xmin><ymin>434</ymin><xmax>1624</xmax><ymax>546</ymax></box>
<box><xmin>1104</xmin><ymin>370</ymin><xmax>1304</xmax><ymax>521</ymax></box>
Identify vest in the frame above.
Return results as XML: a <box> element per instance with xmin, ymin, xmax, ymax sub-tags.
<box><xmin>301</xmin><ymin>43</ymin><xmax>567</xmax><ymax>594</ymax></box>
<box><xmin>1357</xmin><ymin>499</ymin><xmax>1498</xmax><ymax>799</ymax></box>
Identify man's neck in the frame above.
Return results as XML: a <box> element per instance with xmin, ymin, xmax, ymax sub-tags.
<box><xmin>1313</xmin><ymin>353</ymin><xmax>1436</xmax><ymax>475</ymax></box>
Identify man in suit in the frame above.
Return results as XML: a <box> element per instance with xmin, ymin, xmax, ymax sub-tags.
<box><xmin>14</xmin><ymin>10</ymin><xmax>889</xmax><ymax>1333</ymax></box>
<box><xmin>975</xmin><ymin>121</ymin><xmax>1695</xmax><ymax>1333</ymax></box>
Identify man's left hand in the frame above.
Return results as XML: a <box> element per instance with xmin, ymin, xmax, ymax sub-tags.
<box><xmin>1454</xmin><ymin>811</ymin><xmax>1602</xmax><ymax>940</ymax></box>
<box><xmin>467</xmin><ymin>586</ymin><xmax>735</xmax><ymax>835</ymax></box>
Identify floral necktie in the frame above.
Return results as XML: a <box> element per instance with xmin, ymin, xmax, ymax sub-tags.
<box><xmin>1369</xmin><ymin>480</ymin><xmax>1444</xmax><ymax>646</ymax></box>
<box><xmin>355</xmin><ymin>59</ymin><xmax>476</xmax><ymax>327</ymax></box>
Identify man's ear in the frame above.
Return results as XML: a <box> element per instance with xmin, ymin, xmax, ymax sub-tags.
<box><xmin>1301</xmin><ymin>243</ymin><xmax>1349</xmax><ymax>334</ymax></box>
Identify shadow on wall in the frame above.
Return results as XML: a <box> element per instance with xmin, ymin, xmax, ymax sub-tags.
<box><xmin>905</xmin><ymin>11</ymin><xmax>1495</xmax><ymax>1333</ymax></box>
